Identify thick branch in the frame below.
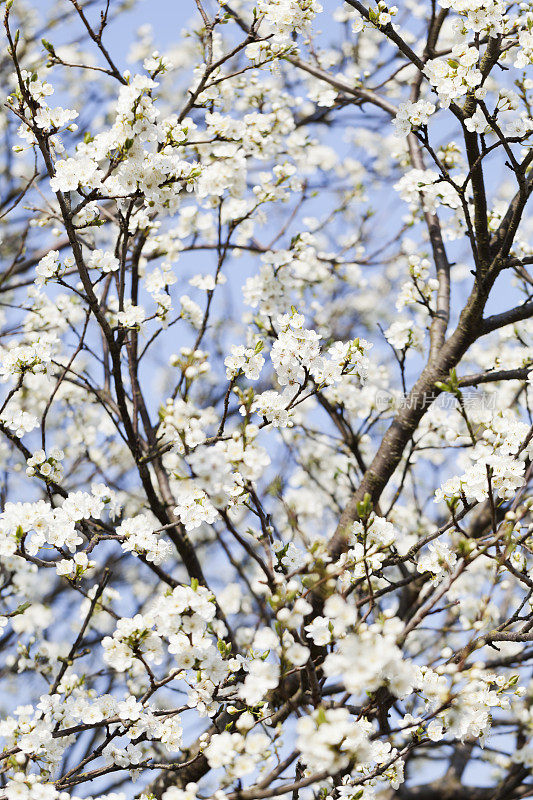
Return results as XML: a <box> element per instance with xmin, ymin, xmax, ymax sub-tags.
<box><xmin>481</xmin><ymin>301</ymin><xmax>533</xmax><ymax>335</ymax></box>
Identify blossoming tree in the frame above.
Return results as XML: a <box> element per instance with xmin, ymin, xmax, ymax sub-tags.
<box><xmin>3</xmin><ymin>0</ymin><xmax>533</xmax><ymax>798</ymax></box>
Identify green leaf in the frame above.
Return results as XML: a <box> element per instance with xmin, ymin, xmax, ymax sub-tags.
<box><xmin>9</xmin><ymin>601</ymin><xmax>31</xmax><ymax>617</ymax></box>
<box><xmin>41</xmin><ymin>39</ymin><xmax>56</xmax><ymax>56</ymax></box>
